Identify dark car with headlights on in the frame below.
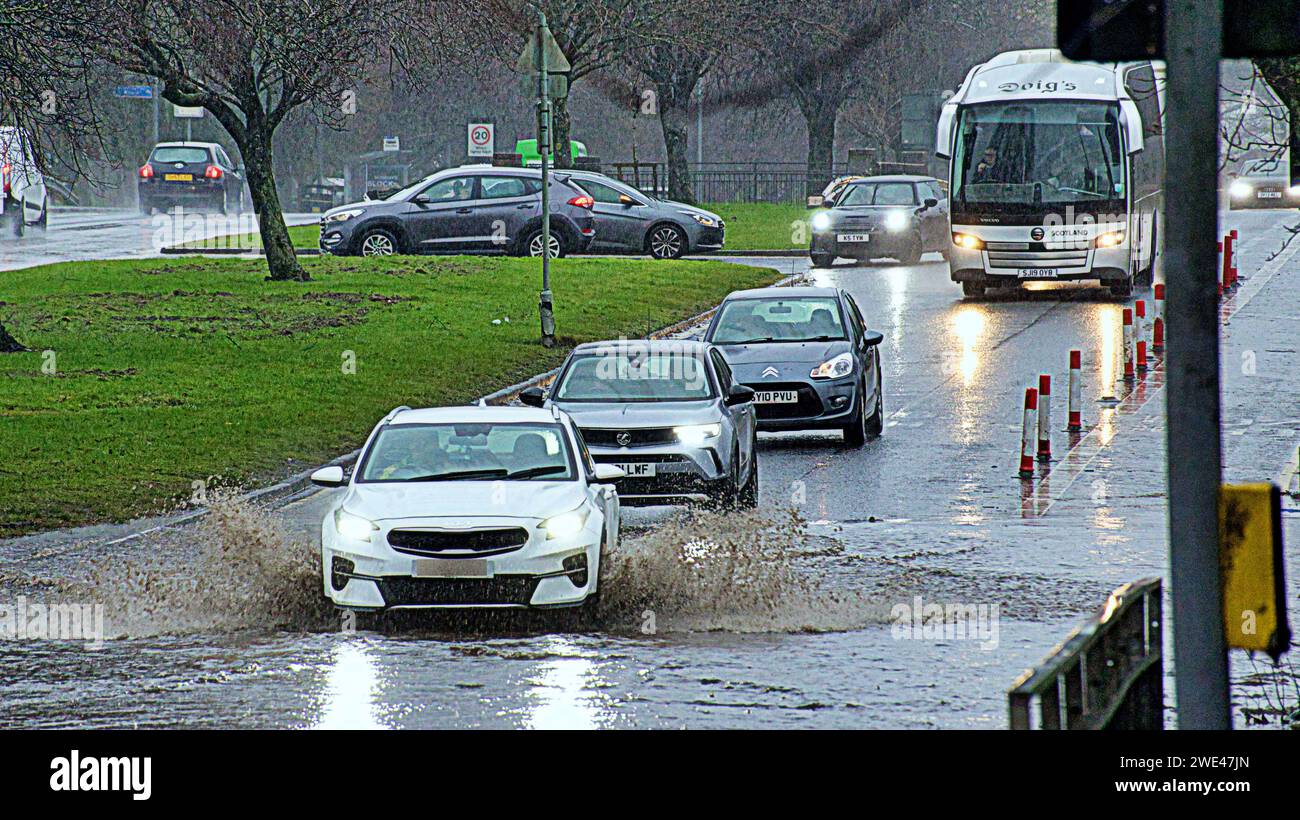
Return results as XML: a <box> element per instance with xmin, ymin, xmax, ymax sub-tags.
<box><xmin>520</xmin><ymin>339</ymin><xmax>758</xmax><ymax>508</ymax></box>
<box><xmin>809</xmin><ymin>175</ymin><xmax>949</xmax><ymax>267</ymax></box>
<box><xmin>703</xmin><ymin>287</ymin><xmax>883</xmax><ymax>447</ymax></box>
<box><xmin>564</xmin><ymin>171</ymin><xmax>725</xmax><ymax>259</ymax></box>
<box><xmin>138</xmin><ymin>141</ymin><xmax>245</xmax><ymax>214</ymax></box>
<box><xmin>319</xmin><ymin>165</ymin><xmax>596</xmax><ymax>258</ymax></box>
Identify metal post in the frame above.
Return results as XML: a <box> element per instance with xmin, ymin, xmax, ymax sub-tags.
<box><xmin>536</xmin><ymin>9</ymin><xmax>556</xmax><ymax>348</ymax></box>
<box><xmin>696</xmin><ymin>84</ymin><xmax>703</xmax><ymax>166</ymax></box>
<box><xmin>1164</xmin><ymin>0</ymin><xmax>1231</xmax><ymax>729</ymax></box>
<box><xmin>151</xmin><ymin>78</ymin><xmax>160</xmax><ymax>145</ymax></box>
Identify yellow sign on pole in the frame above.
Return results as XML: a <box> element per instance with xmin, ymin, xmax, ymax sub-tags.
<box><xmin>1218</xmin><ymin>483</ymin><xmax>1291</xmax><ymax>659</ymax></box>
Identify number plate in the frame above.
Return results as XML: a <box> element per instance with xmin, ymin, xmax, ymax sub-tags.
<box><xmin>1018</xmin><ymin>268</ymin><xmax>1059</xmax><ymax>279</ymax></box>
<box><xmin>1258</xmin><ymin>191</ymin><xmax>1282</xmax><ymax>198</ymax></box>
<box><xmin>163</xmin><ymin>173</ymin><xmax>193</xmax><ymax>182</ymax></box>
<box><xmin>615</xmin><ymin>462</ymin><xmax>656</xmax><ymax>477</ymax></box>
<box><xmin>837</xmin><ymin>233</ymin><xmax>870</xmax><ymax>243</ymax></box>
<box><xmin>411</xmin><ymin>558</ymin><xmax>490</xmax><ymax>579</ymax></box>
<box><xmin>753</xmin><ymin>390</ymin><xmax>799</xmax><ymax>404</ymax></box>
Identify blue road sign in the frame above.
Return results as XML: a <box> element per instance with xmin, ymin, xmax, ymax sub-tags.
<box><xmin>113</xmin><ymin>85</ymin><xmax>154</xmax><ymax>99</ymax></box>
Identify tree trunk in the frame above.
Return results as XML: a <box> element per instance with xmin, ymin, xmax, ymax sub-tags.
<box><xmin>241</xmin><ymin>126</ymin><xmax>307</xmax><ymax>282</ymax></box>
<box><xmin>0</xmin><ymin>321</ymin><xmax>26</xmax><ymax>353</ymax></box>
<box><xmin>802</xmin><ymin>102</ymin><xmax>839</xmax><ymax>197</ymax></box>
<box><xmin>552</xmin><ymin>93</ymin><xmax>574</xmax><ymax>169</ymax></box>
<box><xmin>658</xmin><ymin>83</ymin><xmax>697</xmax><ymax>204</ymax></box>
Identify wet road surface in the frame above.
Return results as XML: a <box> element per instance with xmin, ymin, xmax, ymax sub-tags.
<box><xmin>3</xmin><ymin>210</ymin><xmax>1299</xmax><ymax>728</ymax></box>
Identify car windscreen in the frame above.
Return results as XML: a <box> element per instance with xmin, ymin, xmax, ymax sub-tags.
<box><xmin>151</xmin><ymin>147</ymin><xmax>211</xmax><ymax>164</ymax></box>
<box><xmin>710</xmin><ymin>297</ymin><xmax>847</xmax><ymax>344</ymax></box>
<box><xmin>554</xmin><ymin>351</ymin><xmax>714</xmax><ymax>402</ymax></box>
<box><xmin>356</xmin><ymin>422</ymin><xmax>576</xmax><ymax>483</ymax></box>
<box><xmin>839</xmin><ymin>182</ymin><xmax>915</xmax><ymax>206</ymax></box>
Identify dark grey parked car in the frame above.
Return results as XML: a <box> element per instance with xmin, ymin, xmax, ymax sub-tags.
<box><xmin>703</xmin><ymin>287</ymin><xmax>884</xmax><ymax>447</ymax></box>
<box><xmin>318</xmin><ymin>165</ymin><xmax>596</xmax><ymax>258</ymax></box>
<box><xmin>520</xmin><ymin>339</ymin><xmax>758</xmax><ymax>508</ymax></box>
<box><xmin>565</xmin><ymin>171</ymin><xmax>725</xmax><ymax>259</ymax></box>
<box><xmin>809</xmin><ymin>175</ymin><xmax>949</xmax><ymax>267</ymax></box>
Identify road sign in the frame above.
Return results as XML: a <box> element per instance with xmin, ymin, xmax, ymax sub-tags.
<box><xmin>517</xmin><ymin>26</ymin><xmax>570</xmax><ymax>74</ymax></box>
<box><xmin>383</xmin><ymin>136</ymin><xmax>400</xmax><ymax>152</ymax></box>
<box><xmin>1059</xmin><ymin>0</ymin><xmax>1300</xmax><ymax>59</ymax></box>
<box><xmin>1219</xmin><ymin>483</ymin><xmax>1291</xmax><ymax>659</ymax></box>
<box><xmin>468</xmin><ymin>123</ymin><xmax>494</xmax><ymax>157</ymax></box>
<box><xmin>172</xmin><ymin>105</ymin><xmax>203</xmax><ymax>118</ymax></box>
<box><xmin>113</xmin><ymin>85</ymin><xmax>153</xmax><ymax>99</ymax></box>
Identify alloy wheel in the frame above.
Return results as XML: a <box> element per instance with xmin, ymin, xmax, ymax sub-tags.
<box><xmin>361</xmin><ymin>233</ymin><xmax>395</xmax><ymax>256</ymax></box>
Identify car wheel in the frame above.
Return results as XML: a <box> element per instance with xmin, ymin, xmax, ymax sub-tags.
<box><xmin>714</xmin><ymin>446</ymin><xmax>743</xmax><ymax>509</ymax></box>
<box><xmin>5</xmin><ymin>201</ymin><xmax>24</xmax><ymax>238</ymax></box>
<box><xmin>359</xmin><ymin>227</ymin><xmax>399</xmax><ymax>257</ymax></box>
<box><xmin>865</xmin><ymin>368</ymin><xmax>884</xmax><ymax>437</ymax></box>
<box><xmin>525</xmin><ymin>229</ymin><xmax>564</xmax><ymax>258</ymax></box>
<box><xmin>35</xmin><ymin>198</ymin><xmax>48</xmax><ymax>229</ymax></box>
<box><xmin>139</xmin><ymin>199</ymin><xmax>152</xmax><ymax>216</ymax></box>
<box><xmin>842</xmin><ymin>381</ymin><xmax>868</xmax><ymax>448</ymax></box>
<box><xmin>961</xmin><ymin>280</ymin><xmax>985</xmax><ymax>298</ymax></box>
<box><xmin>810</xmin><ymin>251</ymin><xmax>834</xmax><ymax>268</ymax></box>
<box><xmin>647</xmin><ymin>224</ymin><xmax>687</xmax><ymax>259</ymax></box>
<box><xmin>896</xmin><ymin>233</ymin><xmax>922</xmax><ymax>265</ymax></box>
<box><xmin>582</xmin><ymin>534</ymin><xmax>609</xmax><ymax>614</ymax></box>
<box><xmin>737</xmin><ymin>435</ymin><xmax>759</xmax><ymax>509</ymax></box>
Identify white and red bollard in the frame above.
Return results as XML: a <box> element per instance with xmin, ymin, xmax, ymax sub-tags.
<box><xmin>1068</xmin><ymin>349</ymin><xmax>1083</xmax><ymax>432</ymax></box>
<box><xmin>1134</xmin><ymin>299</ymin><xmax>1148</xmax><ymax>373</ymax></box>
<box><xmin>1020</xmin><ymin>387</ymin><xmax>1038</xmax><ymax>478</ymax></box>
<box><xmin>1152</xmin><ymin>283</ymin><xmax>1165</xmax><ymax>352</ymax></box>
<box><xmin>1229</xmin><ymin>228</ymin><xmax>1239</xmax><ymax>287</ymax></box>
<box><xmin>1037</xmin><ymin>374</ymin><xmax>1052</xmax><ymax>461</ymax></box>
<box><xmin>1122</xmin><ymin>307</ymin><xmax>1136</xmax><ymax>382</ymax></box>
<box><xmin>1222</xmin><ymin>232</ymin><xmax>1235</xmax><ymax>292</ymax></box>
<box><xmin>1217</xmin><ymin>240</ymin><xmax>1224</xmax><ymax>298</ymax></box>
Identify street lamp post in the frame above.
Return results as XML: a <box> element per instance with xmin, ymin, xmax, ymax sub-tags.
<box><xmin>535</xmin><ymin>8</ymin><xmax>556</xmax><ymax>348</ymax></box>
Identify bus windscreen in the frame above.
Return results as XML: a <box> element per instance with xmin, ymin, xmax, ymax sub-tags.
<box><xmin>951</xmin><ymin>101</ymin><xmax>1125</xmax><ymax>217</ymax></box>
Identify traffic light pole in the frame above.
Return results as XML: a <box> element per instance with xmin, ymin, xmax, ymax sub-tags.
<box><xmin>1164</xmin><ymin>0</ymin><xmax>1232</xmax><ymax>729</ymax></box>
<box><xmin>536</xmin><ymin>9</ymin><xmax>556</xmax><ymax>348</ymax></box>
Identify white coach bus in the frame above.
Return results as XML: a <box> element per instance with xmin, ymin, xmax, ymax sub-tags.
<box><xmin>936</xmin><ymin>49</ymin><xmax>1164</xmax><ymax>298</ymax></box>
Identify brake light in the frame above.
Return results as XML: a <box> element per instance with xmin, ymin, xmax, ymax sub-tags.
<box><xmin>567</xmin><ymin>194</ymin><xmax>594</xmax><ymax>209</ymax></box>
<box><xmin>204</xmin><ymin>165</ymin><xmax>222</xmax><ymax>180</ymax></box>
<box><xmin>138</xmin><ymin>164</ymin><xmax>154</xmax><ymax>179</ymax></box>
<box><xmin>2</xmin><ymin>162</ymin><xmax>9</xmax><ymax>194</ymax></box>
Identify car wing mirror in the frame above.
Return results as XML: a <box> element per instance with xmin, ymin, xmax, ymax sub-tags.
<box><xmin>310</xmin><ymin>465</ymin><xmax>347</xmax><ymax>487</ymax></box>
<box><xmin>923</xmin><ymin>197</ymin><xmax>938</xmax><ymax>209</ymax></box>
<box><xmin>725</xmin><ymin>384</ymin><xmax>756</xmax><ymax>406</ymax></box>
<box><xmin>618</xmin><ymin>194</ymin><xmax>637</xmax><ymax>207</ymax></box>
<box><xmin>862</xmin><ymin>331</ymin><xmax>884</xmax><ymax>347</ymax></box>
<box><xmin>594</xmin><ymin>463</ymin><xmax>626</xmax><ymax>482</ymax></box>
<box><xmin>519</xmin><ymin>386</ymin><xmax>547</xmax><ymax>407</ymax></box>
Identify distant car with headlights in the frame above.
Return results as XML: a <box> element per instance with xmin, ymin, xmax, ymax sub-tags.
<box><xmin>138</xmin><ymin>141</ymin><xmax>244</xmax><ymax>214</ymax></box>
<box><xmin>521</xmin><ymin>339</ymin><xmax>758</xmax><ymax>508</ymax></box>
<box><xmin>318</xmin><ymin>165</ymin><xmax>596</xmax><ymax>258</ymax></box>
<box><xmin>310</xmin><ymin>404</ymin><xmax>624</xmax><ymax>612</ymax></box>
<box><xmin>809</xmin><ymin>175</ymin><xmax>949</xmax><ymax>267</ymax></box>
<box><xmin>1227</xmin><ymin>174</ymin><xmax>1300</xmax><ymax>209</ymax></box>
<box><xmin>565</xmin><ymin>170</ymin><xmax>725</xmax><ymax>259</ymax></box>
<box><xmin>704</xmin><ymin>287</ymin><xmax>883</xmax><ymax>446</ymax></box>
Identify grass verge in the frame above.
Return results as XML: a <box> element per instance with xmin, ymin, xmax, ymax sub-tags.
<box><xmin>0</xmin><ymin>254</ymin><xmax>779</xmax><ymax>536</ymax></box>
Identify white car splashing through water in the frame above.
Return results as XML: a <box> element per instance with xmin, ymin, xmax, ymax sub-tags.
<box><xmin>310</xmin><ymin>405</ymin><xmax>625</xmax><ymax>612</ymax></box>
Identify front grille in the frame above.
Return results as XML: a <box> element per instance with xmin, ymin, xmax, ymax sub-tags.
<box><xmin>580</xmin><ymin>427</ymin><xmax>677</xmax><ymax>447</ymax></box>
<box><xmin>744</xmin><ymin>381</ymin><xmax>825</xmax><ymax>419</ymax></box>
<box><xmin>376</xmin><ymin>576</ymin><xmax>539</xmax><ymax>607</ymax></box>
<box><xmin>986</xmin><ymin>249</ymin><xmax>1090</xmax><ymax>270</ymax></box>
<box><xmin>387</xmin><ymin>527</ymin><xmax>529</xmax><ymax>557</ymax></box>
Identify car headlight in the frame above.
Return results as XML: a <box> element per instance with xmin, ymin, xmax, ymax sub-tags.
<box><xmin>811</xmin><ymin>211</ymin><xmax>832</xmax><ymax>232</ymax></box>
<box><xmin>1229</xmin><ymin>180</ymin><xmax>1253</xmax><ymax>198</ymax></box>
<box><xmin>952</xmin><ymin>232</ymin><xmax>984</xmax><ymax>250</ymax></box>
<box><xmin>884</xmin><ymin>210</ymin><xmax>910</xmax><ymax>232</ymax></box>
<box><xmin>334</xmin><ymin>508</ymin><xmax>378</xmax><ymax>542</ymax></box>
<box><xmin>674</xmin><ymin>423</ymin><xmax>721</xmax><ymax>446</ymax></box>
<box><xmin>689</xmin><ymin>213</ymin><xmax>719</xmax><ymax>227</ymax></box>
<box><xmin>1094</xmin><ymin>230</ymin><xmax>1125</xmax><ymax>249</ymax></box>
<box><xmin>542</xmin><ymin>506</ymin><xmax>590</xmax><ymax>540</ymax></box>
<box><xmin>810</xmin><ymin>352</ymin><xmax>854</xmax><ymax>380</ymax></box>
<box><xmin>323</xmin><ymin>208</ymin><xmax>365</xmax><ymax>224</ymax></box>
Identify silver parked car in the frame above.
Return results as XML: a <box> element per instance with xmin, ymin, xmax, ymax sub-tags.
<box><xmin>564</xmin><ymin>171</ymin><xmax>726</xmax><ymax>259</ymax></box>
<box><xmin>520</xmin><ymin>339</ymin><xmax>758</xmax><ymax>507</ymax></box>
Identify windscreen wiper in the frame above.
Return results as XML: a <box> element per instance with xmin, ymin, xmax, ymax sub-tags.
<box><xmin>404</xmin><ymin>469</ymin><xmax>508</xmax><ymax>482</ymax></box>
<box><xmin>504</xmin><ymin>465</ymin><xmax>569</xmax><ymax>480</ymax></box>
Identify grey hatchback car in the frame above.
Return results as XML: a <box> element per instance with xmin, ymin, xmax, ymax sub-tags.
<box><xmin>520</xmin><ymin>339</ymin><xmax>758</xmax><ymax>508</ymax></box>
<box><xmin>703</xmin><ymin>287</ymin><xmax>884</xmax><ymax>447</ymax></box>
<box><xmin>809</xmin><ymin>175</ymin><xmax>949</xmax><ymax>267</ymax></box>
<box><xmin>564</xmin><ymin>171</ymin><xmax>726</xmax><ymax>259</ymax></box>
<box><xmin>318</xmin><ymin>165</ymin><xmax>596</xmax><ymax>258</ymax></box>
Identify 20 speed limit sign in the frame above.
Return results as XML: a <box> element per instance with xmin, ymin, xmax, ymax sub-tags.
<box><xmin>468</xmin><ymin>123</ymin><xmax>494</xmax><ymax>157</ymax></box>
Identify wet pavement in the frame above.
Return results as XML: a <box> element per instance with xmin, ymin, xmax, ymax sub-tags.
<box><xmin>3</xmin><ymin>209</ymin><xmax>1300</xmax><ymax>728</ymax></box>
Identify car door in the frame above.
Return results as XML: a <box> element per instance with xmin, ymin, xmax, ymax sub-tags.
<box><xmin>404</xmin><ymin>175</ymin><xmax>480</xmax><ymax>252</ymax></box>
<box><xmin>843</xmin><ymin>292</ymin><xmax>878</xmax><ymax>392</ymax></box>
<box><xmin>215</xmin><ymin>146</ymin><xmax>240</xmax><ymax>204</ymax></box>
<box><xmin>711</xmin><ymin>348</ymin><xmax>755</xmax><ymax>475</ymax></box>
<box><xmin>919</xmin><ymin>181</ymin><xmax>948</xmax><ymax>250</ymax></box>
<box><xmin>574</xmin><ymin>426</ymin><xmax>619</xmax><ymax>551</ymax></box>
<box><xmin>576</xmin><ymin>178</ymin><xmax>648</xmax><ymax>251</ymax></box>
<box><xmin>474</xmin><ymin>175</ymin><xmax>540</xmax><ymax>252</ymax></box>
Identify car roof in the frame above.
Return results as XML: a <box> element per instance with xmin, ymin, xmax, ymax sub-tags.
<box><xmin>723</xmin><ymin>286</ymin><xmax>842</xmax><ymax>300</ymax></box>
<box><xmin>152</xmin><ymin>141</ymin><xmax>222</xmax><ymax>150</ymax></box>
<box><xmin>847</xmin><ymin>174</ymin><xmax>936</xmax><ymax>184</ymax></box>
<box><xmin>441</xmin><ymin>164</ymin><xmax>551</xmax><ymax>178</ymax></box>
<box><xmin>570</xmin><ymin>338</ymin><xmax>713</xmax><ymax>355</ymax></box>
<box><xmin>387</xmin><ymin>405</ymin><xmax>565</xmax><ymax>426</ymax></box>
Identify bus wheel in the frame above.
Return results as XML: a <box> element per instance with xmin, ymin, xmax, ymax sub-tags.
<box><xmin>961</xmin><ymin>280</ymin><xmax>985</xmax><ymax>298</ymax></box>
<box><xmin>1109</xmin><ymin>276</ymin><xmax>1134</xmax><ymax>299</ymax></box>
